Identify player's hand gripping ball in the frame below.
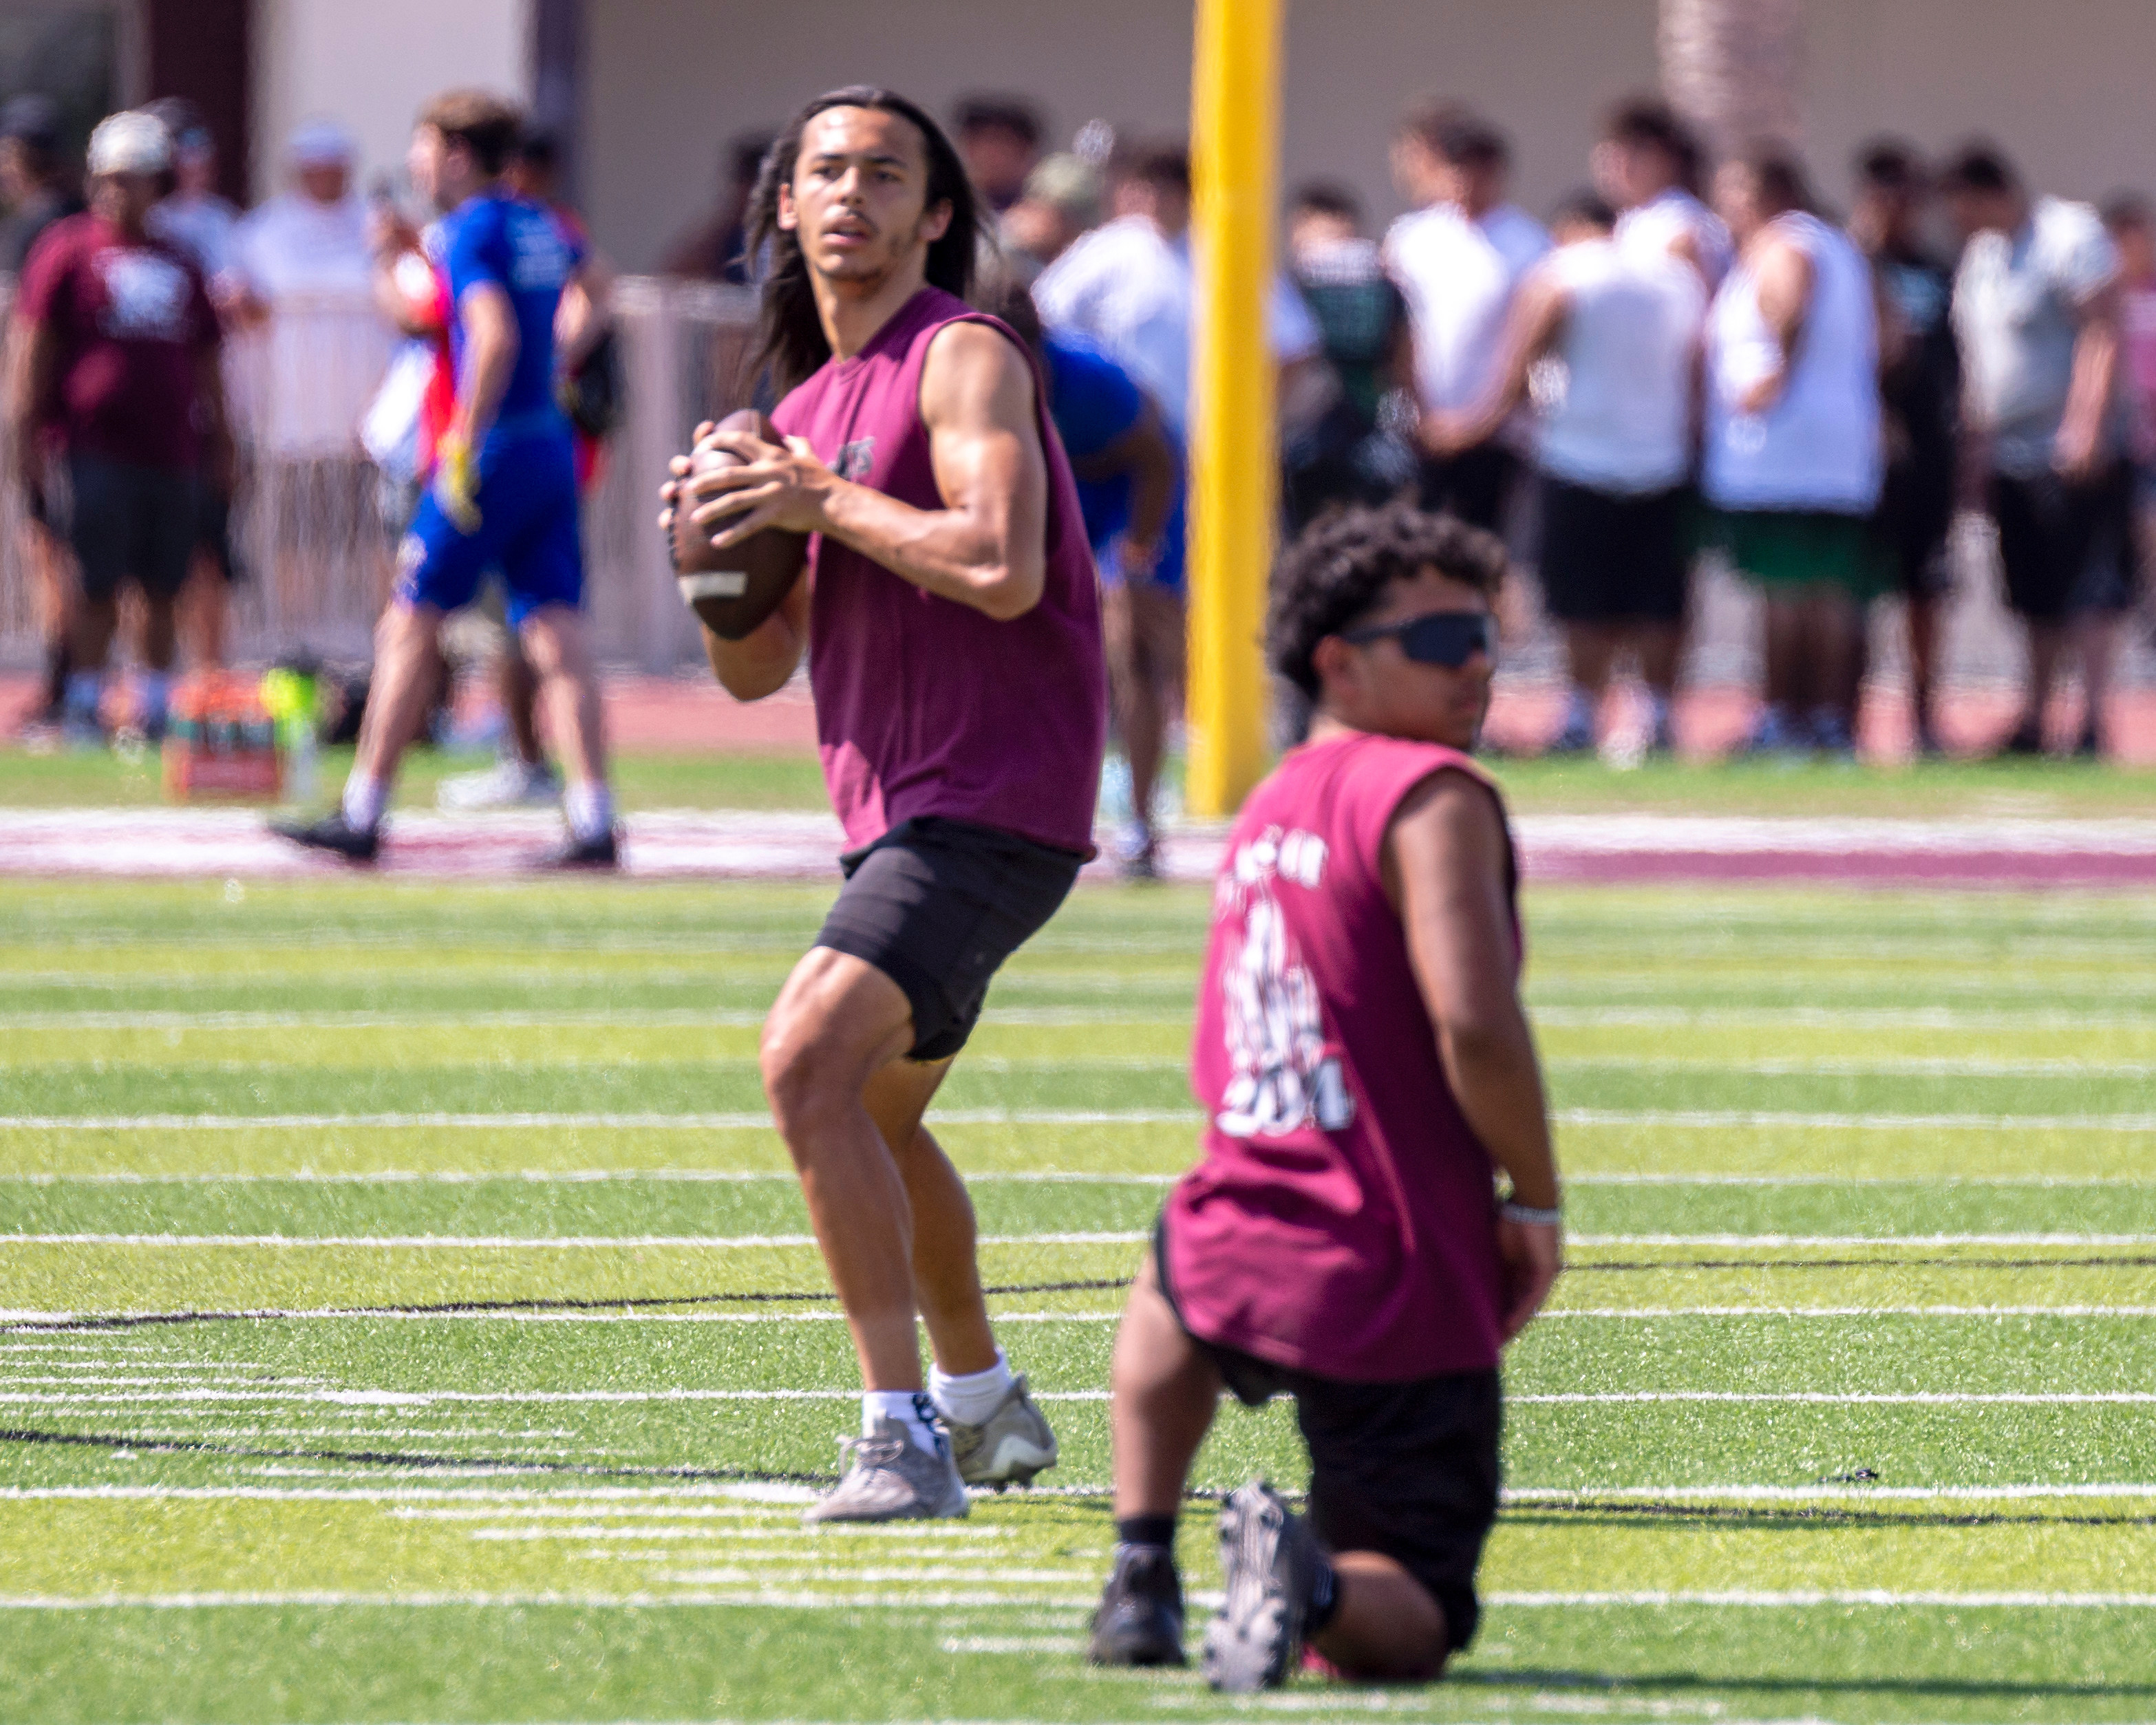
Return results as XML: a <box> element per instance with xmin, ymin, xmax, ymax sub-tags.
<box><xmin>662</xmin><ymin>409</ymin><xmax>811</xmax><ymax>641</ymax></box>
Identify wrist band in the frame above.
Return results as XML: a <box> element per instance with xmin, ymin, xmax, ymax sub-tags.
<box><xmin>1500</xmin><ymin>1201</ymin><xmax>1562</xmax><ymax>1227</ymax></box>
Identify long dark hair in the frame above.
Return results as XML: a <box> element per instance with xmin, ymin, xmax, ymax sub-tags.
<box><xmin>748</xmin><ymin>86</ymin><xmax>980</xmax><ymax>392</ymax></box>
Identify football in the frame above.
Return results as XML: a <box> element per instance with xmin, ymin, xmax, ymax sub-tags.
<box><xmin>670</xmin><ymin>408</ymin><xmax>811</xmax><ymax>641</ymax></box>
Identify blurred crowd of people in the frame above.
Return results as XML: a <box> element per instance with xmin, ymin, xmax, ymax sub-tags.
<box><xmin>671</xmin><ymin>91</ymin><xmax>2155</xmax><ymax>842</ymax></box>
<box><xmin>7</xmin><ymin>81</ymin><xmax>2152</xmax><ymax>826</ymax></box>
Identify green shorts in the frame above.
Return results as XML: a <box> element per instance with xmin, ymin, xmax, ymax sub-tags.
<box><xmin>1709</xmin><ymin>508</ymin><xmax>1891</xmax><ymax>600</ymax></box>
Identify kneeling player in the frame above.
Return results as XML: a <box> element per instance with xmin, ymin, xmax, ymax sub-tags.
<box><xmin>1089</xmin><ymin>504</ymin><xmax>1563</xmax><ymax>1689</ymax></box>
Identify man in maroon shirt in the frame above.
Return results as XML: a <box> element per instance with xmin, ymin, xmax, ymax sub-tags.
<box><xmin>662</xmin><ymin>89</ymin><xmax>1105</xmax><ymax>1525</ymax></box>
<box><xmin>1089</xmin><ymin>504</ymin><xmax>1563</xmax><ymax>1690</ymax></box>
<box><xmin>9</xmin><ymin>109</ymin><xmax>227</xmax><ymax>743</ymax></box>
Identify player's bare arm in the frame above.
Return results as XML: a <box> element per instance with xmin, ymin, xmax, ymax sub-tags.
<box><xmin>555</xmin><ymin>251</ymin><xmax>616</xmax><ymax>372</ymax></box>
<box><xmin>2056</xmin><ymin>275</ymin><xmax>2122</xmax><ymax>481</ymax></box>
<box><xmin>1429</xmin><ymin>270</ymin><xmax>1568</xmax><ymax>454</ymax></box>
<box><xmin>1386</xmin><ymin>771</ymin><xmax>1562</xmax><ymax>1339</ymax></box>
<box><xmin>6</xmin><ymin>318</ymin><xmax>57</xmax><ymax>509</ymax></box>
<box><xmin>1738</xmin><ymin>234</ymin><xmax>1815</xmax><ymax>414</ymax></box>
<box><xmin>685</xmin><ymin>320</ymin><xmax>1049</xmax><ymax>620</ymax></box>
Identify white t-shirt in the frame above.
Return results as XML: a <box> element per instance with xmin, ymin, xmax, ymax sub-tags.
<box><xmin>1383</xmin><ymin>201</ymin><xmax>1550</xmax><ymax>418</ymax></box>
<box><xmin>231</xmin><ymin>191</ymin><xmax>373</xmax><ymax>299</ymax></box>
<box><xmin>149</xmin><ymin>193</ymin><xmax>240</xmax><ymax>285</ymax></box>
<box><xmin>1616</xmin><ymin>188</ymin><xmax>1734</xmax><ymax>290</ymax></box>
<box><xmin>1032</xmin><ymin>214</ymin><xmax>1321</xmax><ymax>437</ymax></box>
<box><xmin>1703</xmin><ymin>212</ymin><xmax>1881</xmax><ymax>513</ymax></box>
<box><xmin>1954</xmin><ymin>195</ymin><xmax>2124</xmax><ymax>478</ymax></box>
<box><xmin>1534</xmin><ymin>237</ymin><xmax>1703</xmax><ymax>495</ymax></box>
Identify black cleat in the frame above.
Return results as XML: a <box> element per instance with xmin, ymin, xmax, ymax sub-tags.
<box><xmin>1088</xmin><ymin>1542</ymin><xmax>1186</xmax><ymax>1667</ymax></box>
<box><xmin>270</xmin><ymin>811</ymin><xmax>380</xmax><ymax>862</ymax></box>
<box><xmin>533</xmin><ymin>826</ymin><xmax>620</xmax><ymax>870</ymax></box>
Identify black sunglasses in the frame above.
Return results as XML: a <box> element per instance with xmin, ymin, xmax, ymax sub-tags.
<box><xmin>1338</xmin><ymin>609</ymin><xmax>1493</xmax><ymax>669</ymax></box>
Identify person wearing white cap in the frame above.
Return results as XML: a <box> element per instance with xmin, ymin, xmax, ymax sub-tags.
<box><xmin>230</xmin><ymin>118</ymin><xmax>372</xmax><ymax>302</ymax></box>
<box><xmin>7</xmin><ymin>109</ymin><xmax>230</xmax><ymax>744</ymax></box>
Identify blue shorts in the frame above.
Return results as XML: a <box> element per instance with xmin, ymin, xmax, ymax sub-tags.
<box><xmin>396</xmin><ymin>429</ymin><xmax>582</xmax><ymax>627</ymax></box>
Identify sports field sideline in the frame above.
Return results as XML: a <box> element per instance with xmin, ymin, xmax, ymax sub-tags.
<box><xmin>2</xmin><ymin>875</ymin><xmax>2153</xmax><ymax>1724</ymax></box>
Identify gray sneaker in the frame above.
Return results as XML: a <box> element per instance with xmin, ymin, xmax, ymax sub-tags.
<box><xmin>1202</xmin><ymin>1479</ymin><xmax>1320</xmax><ymax>1693</ymax></box>
<box><xmin>943</xmin><ymin>1373</ymin><xmax>1058</xmax><ymax>1488</ymax></box>
<box><xmin>802</xmin><ymin>1413</ymin><xmax>970</xmax><ymax>1525</ymax></box>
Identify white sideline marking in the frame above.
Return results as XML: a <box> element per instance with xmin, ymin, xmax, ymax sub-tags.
<box><xmin>0</xmin><ymin>1008</ymin><xmax>1183</xmax><ymax>1031</ymax></box>
<box><xmin>0</xmin><ymin>1485</ymin><xmax>827</xmax><ymax>1504</ymax></box>
<box><xmin>0</xmin><ymin>1232</ymin><xmax>1150</xmax><ymax>1248</ymax></box>
<box><xmin>1563</xmin><ymin>1056</ymin><xmax>2156</xmax><ymax>1077</ymax></box>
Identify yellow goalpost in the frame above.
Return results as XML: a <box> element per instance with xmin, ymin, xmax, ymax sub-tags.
<box><xmin>1183</xmin><ymin>0</ymin><xmax>1285</xmax><ymax>819</ymax></box>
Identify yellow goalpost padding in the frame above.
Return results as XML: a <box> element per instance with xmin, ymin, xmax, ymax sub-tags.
<box><xmin>1184</xmin><ymin>0</ymin><xmax>1285</xmax><ymax>819</ymax></box>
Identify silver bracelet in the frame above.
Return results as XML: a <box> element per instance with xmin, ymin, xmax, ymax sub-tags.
<box><xmin>1500</xmin><ymin>1201</ymin><xmax>1562</xmax><ymax>1227</ymax></box>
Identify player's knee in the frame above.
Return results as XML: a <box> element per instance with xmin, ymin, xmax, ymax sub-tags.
<box><xmin>758</xmin><ymin>1020</ymin><xmax>862</xmax><ymax>1144</ymax></box>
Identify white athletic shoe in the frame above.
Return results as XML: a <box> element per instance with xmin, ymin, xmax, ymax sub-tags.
<box><xmin>1203</xmin><ymin>1479</ymin><xmax>1321</xmax><ymax>1693</ymax></box>
<box><xmin>437</xmin><ymin>758</ymin><xmax>561</xmax><ymax>811</ymax></box>
<box><xmin>943</xmin><ymin>1373</ymin><xmax>1059</xmax><ymax>1488</ymax></box>
<box><xmin>802</xmin><ymin>1416</ymin><xmax>970</xmax><ymax>1525</ymax></box>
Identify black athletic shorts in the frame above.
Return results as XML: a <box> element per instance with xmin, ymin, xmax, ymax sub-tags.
<box><xmin>1875</xmin><ymin>451</ymin><xmax>1956</xmax><ymax>600</ymax></box>
<box><xmin>1988</xmin><ymin>462</ymin><xmax>2138</xmax><ymax>621</ymax></box>
<box><xmin>1154</xmin><ymin>1217</ymin><xmax>1501</xmax><ymax>1652</ymax></box>
<box><xmin>1417</xmin><ymin>441</ymin><xmax>1519</xmax><ymax>535</ymax></box>
<box><xmin>61</xmin><ymin>454</ymin><xmax>197</xmax><ymax>603</ymax></box>
<box><xmin>1537</xmin><ymin>475</ymin><xmax>1693</xmax><ymax>625</ymax></box>
<box><xmin>818</xmin><ymin>815</ymin><xmax>1085</xmax><ymax>1062</ymax></box>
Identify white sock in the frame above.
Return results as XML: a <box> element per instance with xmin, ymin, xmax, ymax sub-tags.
<box><xmin>64</xmin><ymin>671</ymin><xmax>102</xmax><ymax>721</ymax></box>
<box><xmin>564</xmin><ymin>780</ymin><xmax>613</xmax><ymax>842</ymax></box>
<box><xmin>929</xmin><ymin>1347</ymin><xmax>1014</xmax><ymax>1427</ymax></box>
<box><xmin>863</xmin><ymin>1389</ymin><xmax>943</xmax><ymax>1455</ymax></box>
<box><xmin>134</xmin><ymin>670</ymin><xmax>171</xmax><ymax>727</ymax></box>
<box><xmin>341</xmin><ymin>772</ymin><xmax>388</xmax><ymax>833</ymax></box>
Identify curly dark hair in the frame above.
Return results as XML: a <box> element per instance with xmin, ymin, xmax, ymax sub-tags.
<box><xmin>1268</xmin><ymin>504</ymin><xmax>1508</xmax><ymax>699</ymax></box>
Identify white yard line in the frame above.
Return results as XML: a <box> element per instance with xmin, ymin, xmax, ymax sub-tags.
<box><xmin>1485</xmin><ymin>1589</ymin><xmax>2156</xmax><ymax>1607</ymax></box>
<box><xmin>0</xmin><ymin>1232</ymin><xmax>1150</xmax><ymax>1248</ymax></box>
<box><xmin>0</xmin><ymin>1111</ymin><xmax>1202</xmax><ymax>1131</ymax></box>
<box><xmin>1506</xmin><ymin>1483</ymin><xmax>2156</xmax><ymax>1502</ymax></box>
<box><xmin>1507</xmin><ymin>1391</ymin><xmax>2156</xmax><ymax>1405</ymax></box>
<box><xmin>2</xmin><ymin>1230</ymin><xmax>2138</xmax><ymax>1249</ymax></box>
<box><xmin>0</xmin><ymin>1585</ymin><xmax>2146</xmax><ymax>1611</ymax></box>
<box><xmin>10</xmin><ymin>1105</ymin><xmax>2156</xmax><ymax>1133</ymax></box>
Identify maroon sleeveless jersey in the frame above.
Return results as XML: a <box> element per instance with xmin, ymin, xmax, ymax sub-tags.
<box><xmin>1165</xmin><ymin>732</ymin><xmax>1522</xmax><ymax>1382</ymax></box>
<box><xmin>771</xmin><ymin>286</ymin><xmax>1106</xmax><ymax>853</ymax></box>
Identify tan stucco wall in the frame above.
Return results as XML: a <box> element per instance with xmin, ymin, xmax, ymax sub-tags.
<box><xmin>252</xmin><ymin>0</ymin><xmax>530</xmax><ymax>202</ymax></box>
<box><xmin>584</xmin><ymin>0</ymin><xmax>2156</xmax><ymax>275</ymax></box>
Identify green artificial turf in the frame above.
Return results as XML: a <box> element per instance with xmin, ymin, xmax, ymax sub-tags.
<box><xmin>1</xmin><ymin>879</ymin><xmax>2152</xmax><ymax>1722</ymax></box>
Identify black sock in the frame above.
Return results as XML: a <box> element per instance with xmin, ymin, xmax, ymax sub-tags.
<box><xmin>1116</xmin><ymin>1514</ymin><xmax>1178</xmax><ymax>1552</ymax></box>
<box><xmin>1303</xmin><ymin>1552</ymin><xmax>1341</xmax><ymax>1635</ymax></box>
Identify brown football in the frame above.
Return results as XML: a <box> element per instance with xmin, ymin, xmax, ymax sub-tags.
<box><xmin>670</xmin><ymin>407</ymin><xmax>810</xmax><ymax>642</ymax></box>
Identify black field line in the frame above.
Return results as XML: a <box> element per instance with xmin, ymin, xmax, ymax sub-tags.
<box><xmin>0</xmin><ymin>1426</ymin><xmax>840</xmax><ymax>1486</ymax></box>
<box><xmin>0</xmin><ymin>1279</ymin><xmax>1131</xmax><ymax>1335</ymax></box>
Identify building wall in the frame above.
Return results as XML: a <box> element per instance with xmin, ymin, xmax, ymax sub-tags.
<box><xmin>585</xmin><ymin>0</ymin><xmax>2156</xmax><ymax>275</ymax></box>
<box><xmin>250</xmin><ymin>0</ymin><xmax>529</xmax><ymax>201</ymax></box>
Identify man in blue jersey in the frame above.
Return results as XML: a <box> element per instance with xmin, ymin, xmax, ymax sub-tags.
<box><xmin>274</xmin><ymin>89</ymin><xmax>617</xmax><ymax>866</ymax></box>
<box><xmin>999</xmin><ymin>286</ymin><xmax>1182</xmax><ymax>877</ymax></box>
